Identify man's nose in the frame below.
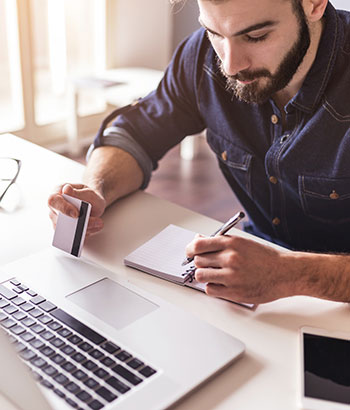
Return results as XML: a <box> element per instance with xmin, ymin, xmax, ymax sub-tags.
<box><xmin>221</xmin><ymin>39</ymin><xmax>250</xmax><ymax>77</ymax></box>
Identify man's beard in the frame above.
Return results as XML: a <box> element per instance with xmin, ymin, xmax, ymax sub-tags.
<box><xmin>219</xmin><ymin>11</ymin><xmax>311</xmax><ymax>104</ymax></box>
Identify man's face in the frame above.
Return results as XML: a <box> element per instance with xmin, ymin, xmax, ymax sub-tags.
<box><xmin>198</xmin><ymin>0</ymin><xmax>311</xmax><ymax>104</ymax></box>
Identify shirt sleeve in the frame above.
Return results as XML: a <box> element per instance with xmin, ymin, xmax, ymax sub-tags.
<box><xmin>86</xmin><ymin>125</ymin><xmax>154</xmax><ymax>189</ymax></box>
<box><xmin>89</xmin><ymin>28</ymin><xmax>208</xmax><ymax>188</ymax></box>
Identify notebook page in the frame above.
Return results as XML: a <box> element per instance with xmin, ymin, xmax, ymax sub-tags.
<box><xmin>124</xmin><ymin>225</ymin><xmax>196</xmax><ymax>284</ymax></box>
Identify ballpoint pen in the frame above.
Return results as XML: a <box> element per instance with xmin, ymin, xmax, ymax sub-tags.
<box><xmin>181</xmin><ymin>211</ymin><xmax>245</xmax><ymax>266</ymax></box>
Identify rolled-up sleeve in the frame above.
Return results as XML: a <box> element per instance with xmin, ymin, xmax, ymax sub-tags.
<box><xmin>86</xmin><ymin>125</ymin><xmax>154</xmax><ymax>189</ymax></box>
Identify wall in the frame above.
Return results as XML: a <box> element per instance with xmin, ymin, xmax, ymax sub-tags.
<box><xmin>110</xmin><ymin>0</ymin><xmax>173</xmax><ymax>70</ymax></box>
<box><xmin>109</xmin><ymin>0</ymin><xmax>200</xmax><ymax>70</ymax></box>
<box><xmin>172</xmin><ymin>0</ymin><xmax>200</xmax><ymax>52</ymax></box>
<box><xmin>332</xmin><ymin>0</ymin><xmax>350</xmax><ymax>10</ymax></box>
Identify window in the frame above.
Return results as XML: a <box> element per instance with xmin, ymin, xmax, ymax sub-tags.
<box><xmin>0</xmin><ymin>0</ymin><xmax>24</xmax><ymax>132</ymax></box>
<box><xmin>0</xmin><ymin>0</ymin><xmax>108</xmax><ymax>146</ymax></box>
<box><xmin>31</xmin><ymin>0</ymin><xmax>106</xmax><ymax>125</ymax></box>
<box><xmin>0</xmin><ymin>0</ymin><xmax>172</xmax><ymax>149</ymax></box>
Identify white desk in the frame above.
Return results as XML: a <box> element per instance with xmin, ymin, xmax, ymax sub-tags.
<box><xmin>1</xmin><ymin>133</ymin><xmax>349</xmax><ymax>410</ymax></box>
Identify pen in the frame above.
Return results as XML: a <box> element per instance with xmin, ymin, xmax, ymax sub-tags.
<box><xmin>181</xmin><ymin>211</ymin><xmax>245</xmax><ymax>266</ymax></box>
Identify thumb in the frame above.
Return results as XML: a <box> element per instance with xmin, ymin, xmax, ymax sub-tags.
<box><xmin>62</xmin><ymin>184</ymin><xmax>75</xmax><ymax>197</ymax></box>
<box><xmin>61</xmin><ymin>183</ymin><xmax>105</xmax><ymax>217</ymax></box>
<box><xmin>62</xmin><ymin>184</ymin><xmax>88</xmax><ymax>201</ymax></box>
<box><xmin>195</xmin><ymin>233</ymin><xmax>205</xmax><ymax>239</ymax></box>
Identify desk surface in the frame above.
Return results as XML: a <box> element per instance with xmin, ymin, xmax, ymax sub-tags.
<box><xmin>1</xmin><ymin>133</ymin><xmax>349</xmax><ymax>410</ymax></box>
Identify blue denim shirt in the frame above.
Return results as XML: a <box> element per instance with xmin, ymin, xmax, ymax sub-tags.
<box><xmin>92</xmin><ymin>3</ymin><xmax>350</xmax><ymax>253</ymax></box>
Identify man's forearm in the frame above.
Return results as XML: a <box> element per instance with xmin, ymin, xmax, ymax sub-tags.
<box><xmin>83</xmin><ymin>146</ymin><xmax>144</xmax><ymax>207</ymax></box>
<box><xmin>285</xmin><ymin>251</ymin><xmax>350</xmax><ymax>302</ymax></box>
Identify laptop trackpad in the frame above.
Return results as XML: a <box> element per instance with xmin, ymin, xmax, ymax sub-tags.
<box><xmin>66</xmin><ymin>278</ymin><xmax>158</xmax><ymax>330</ymax></box>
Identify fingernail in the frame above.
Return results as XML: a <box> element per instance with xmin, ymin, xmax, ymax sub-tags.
<box><xmin>63</xmin><ymin>184</ymin><xmax>73</xmax><ymax>194</ymax></box>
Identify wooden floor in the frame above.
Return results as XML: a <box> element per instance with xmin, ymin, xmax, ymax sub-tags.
<box><xmin>71</xmin><ymin>136</ymin><xmax>243</xmax><ymax>223</ymax></box>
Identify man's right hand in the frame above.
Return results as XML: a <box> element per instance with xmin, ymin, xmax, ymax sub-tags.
<box><xmin>48</xmin><ymin>183</ymin><xmax>106</xmax><ymax>237</ymax></box>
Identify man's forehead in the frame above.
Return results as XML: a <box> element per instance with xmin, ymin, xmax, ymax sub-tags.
<box><xmin>197</xmin><ymin>0</ymin><xmax>292</xmax><ymax>16</ymax></box>
<box><xmin>198</xmin><ymin>0</ymin><xmax>292</xmax><ymax>33</ymax></box>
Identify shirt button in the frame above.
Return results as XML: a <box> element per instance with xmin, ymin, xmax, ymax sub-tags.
<box><xmin>269</xmin><ymin>176</ymin><xmax>278</xmax><ymax>184</ymax></box>
<box><xmin>221</xmin><ymin>151</ymin><xmax>227</xmax><ymax>161</ymax></box>
<box><xmin>280</xmin><ymin>134</ymin><xmax>289</xmax><ymax>143</ymax></box>
<box><xmin>271</xmin><ymin>114</ymin><xmax>279</xmax><ymax>124</ymax></box>
<box><xmin>272</xmin><ymin>217</ymin><xmax>281</xmax><ymax>226</ymax></box>
<box><xmin>329</xmin><ymin>190</ymin><xmax>339</xmax><ymax>200</ymax></box>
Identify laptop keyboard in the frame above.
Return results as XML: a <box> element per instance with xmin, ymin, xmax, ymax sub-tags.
<box><xmin>0</xmin><ymin>278</ymin><xmax>158</xmax><ymax>409</ymax></box>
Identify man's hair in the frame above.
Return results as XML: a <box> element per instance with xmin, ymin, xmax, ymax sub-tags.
<box><xmin>170</xmin><ymin>0</ymin><xmax>302</xmax><ymax>8</ymax></box>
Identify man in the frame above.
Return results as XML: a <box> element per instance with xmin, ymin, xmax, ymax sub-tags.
<box><xmin>49</xmin><ymin>0</ymin><xmax>350</xmax><ymax>305</ymax></box>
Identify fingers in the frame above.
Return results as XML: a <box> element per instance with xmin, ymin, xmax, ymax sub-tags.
<box><xmin>48</xmin><ymin>182</ymin><xmax>106</xmax><ymax>236</ymax></box>
<box><xmin>62</xmin><ymin>184</ymin><xmax>105</xmax><ymax>217</ymax></box>
<box><xmin>205</xmin><ymin>283</ymin><xmax>227</xmax><ymax>297</ymax></box>
<box><xmin>195</xmin><ymin>277</ymin><xmax>246</xmax><ymax>302</ymax></box>
<box><xmin>48</xmin><ymin>190</ymin><xmax>79</xmax><ymax>218</ymax></box>
<box><xmin>194</xmin><ymin>253</ymin><xmax>222</xmax><ymax>268</ymax></box>
<box><xmin>49</xmin><ymin>210</ymin><xmax>57</xmax><ymax>230</ymax></box>
<box><xmin>61</xmin><ymin>185</ymin><xmax>100</xmax><ymax>211</ymax></box>
<box><xmin>186</xmin><ymin>235</ymin><xmax>227</xmax><ymax>259</ymax></box>
<box><xmin>186</xmin><ymin>235</ymin><xmax>237</xmax><ymax>271</ymax></box>
<box><xmin>86</xmin><ymin>216</ymin><xmax>104</xmax><ymax>237</ymax></box>
<box><xmin>187</xmin><ymin>234</ymin><xmax>284</xmax><ymax>305</ymax></box>
<box><xmin>49</xmin><ymin>209</ymin><xmax>104</xmax><ymax>237</ymax></box>
<box><xmin>48</xmin><ymin>183</ymin><xmax>106</xmax><ymax>219</ymax></box>
<box><xmin>205</xmin><ymin>283</ymin><xmax>242</xmax><ymax>301</ymax></box>
<box><xmin>195</xmin><ymin>267</ymin><xmax>231</xmax><ymax>286</ymax></box>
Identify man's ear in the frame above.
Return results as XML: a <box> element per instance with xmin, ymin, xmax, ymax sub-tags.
<box><xmin>303</xmin><ymin>0</ymin><xmax>328</xmax><ymax>23</ymax></box>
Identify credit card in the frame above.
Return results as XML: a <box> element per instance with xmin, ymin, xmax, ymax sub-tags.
<box><xmin>52</xmin><ymin>194</ymin><xmax>91</xmax><ymax>257</ymax></box>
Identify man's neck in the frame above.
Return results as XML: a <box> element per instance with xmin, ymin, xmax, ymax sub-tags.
<box><xmin>273</xmin><ymin>18</ymin><xmax>325</xmax><ymax>111</ymax></box>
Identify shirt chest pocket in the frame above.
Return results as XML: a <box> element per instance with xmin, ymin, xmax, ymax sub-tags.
<box><xmin>299</xmin><ymin>175</ymin><xmax>350</xmax><ymax>224</ymax></box>
<box><xmin>206</xmin><ymin>129</ymin><xmax>253</xmax><ymax>196</ymax></box>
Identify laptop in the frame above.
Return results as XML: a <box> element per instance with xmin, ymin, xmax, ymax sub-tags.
<box><xmin>0</xmin><ymin>248</ymin><xmax>245</xmax><ymax>410</ymax></box>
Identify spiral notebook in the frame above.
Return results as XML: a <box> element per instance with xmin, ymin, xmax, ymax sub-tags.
<box><xmin>124</xmin><ymin>224</ymin><xmax>255</xmax><ymax>309</ymax></box>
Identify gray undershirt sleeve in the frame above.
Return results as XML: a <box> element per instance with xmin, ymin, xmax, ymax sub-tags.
<box><xmin>86</xmin><ymin>126</ymin><xmax>153</xmax><ymax>189</ymax></box>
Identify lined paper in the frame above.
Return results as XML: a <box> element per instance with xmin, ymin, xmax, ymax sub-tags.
<box><xmin>124</xmin><ymin>225</ymin><xmax>196</xmax><ymax>284</ymax></box>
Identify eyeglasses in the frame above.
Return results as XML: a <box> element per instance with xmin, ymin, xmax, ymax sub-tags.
<box><xmin>0</xmin><ymin>157</ymin><xmax>22</xmax><ymax>205</ymax></box>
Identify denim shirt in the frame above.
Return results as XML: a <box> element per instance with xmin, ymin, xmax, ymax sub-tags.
<box><xmin>92</xmin><ymin>3</ymin><xmax>350</xmax><ymax>253</ymax></box>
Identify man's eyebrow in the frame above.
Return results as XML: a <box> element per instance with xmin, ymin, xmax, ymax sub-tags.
<box><xmin>234</xmin><ymin>20</ymin><xmax>278</xmax><ymax>36</ymax></box>
<box><xmin>198</xmin><ymin>18</ymin><xmax>278</xmax><ymax>37</ymax></box>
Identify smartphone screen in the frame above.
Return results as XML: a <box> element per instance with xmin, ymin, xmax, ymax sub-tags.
<box><xmin>303</xmin><ymin>332</ymin><xmax>350</xmax><ymax>404</ymax></box>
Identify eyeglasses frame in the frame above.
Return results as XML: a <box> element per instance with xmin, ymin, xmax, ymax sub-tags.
<box><xmin>0</xmin><ymin>157</ymin><xmax>22</xmax><ymax>204</ymax></box>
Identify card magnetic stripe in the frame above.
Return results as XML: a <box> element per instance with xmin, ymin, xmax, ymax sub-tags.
<box><xmin>71</xmin><ymin>202</ymin><xmax>89</xmax><ymax>257</ymax></box>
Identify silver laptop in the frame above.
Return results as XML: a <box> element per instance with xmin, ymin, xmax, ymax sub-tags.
<box><xmin>0</xmin><ymin>248</ymin><xmax>245</xmax><ymax>410</ymax></box>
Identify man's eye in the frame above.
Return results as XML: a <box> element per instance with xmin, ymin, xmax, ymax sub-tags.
<box><xmin>245</xmin><ymin>33</ymin><xmax>269</xmax><ymax>43</ymax></box>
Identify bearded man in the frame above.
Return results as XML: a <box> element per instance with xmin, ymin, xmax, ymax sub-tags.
<box><xmin>49</xmin><ymin>0</ymin><xmax>350</xmax><ymax>305</ymax></box>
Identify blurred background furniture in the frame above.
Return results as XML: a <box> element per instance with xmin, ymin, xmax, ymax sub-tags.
<box><xmin>66</xmin><ymin>67</ymin><xmax>164</xmax><ymax>155</ymax></box>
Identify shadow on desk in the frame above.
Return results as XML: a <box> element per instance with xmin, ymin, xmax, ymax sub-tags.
<box><xmin>170</xmin><ymin>352</ymin><xmax>263</xmax><ymax>410</ymax></box>
<box><xmin>255</xmin><ymin>297</ymin><xmax>350</xmax><ymax>333</ymax></box>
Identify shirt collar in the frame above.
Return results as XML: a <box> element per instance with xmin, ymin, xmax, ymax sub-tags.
<box><xmin>287</xmin><ymin>2</ymin><xmax>340</xmax><ymax>114</ymax></box>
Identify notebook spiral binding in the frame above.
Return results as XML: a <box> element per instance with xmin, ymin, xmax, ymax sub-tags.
<box><xmin>182</xmin><ymin>266</ymin><xmax>196</xmax><ymax>283</ymax></box>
